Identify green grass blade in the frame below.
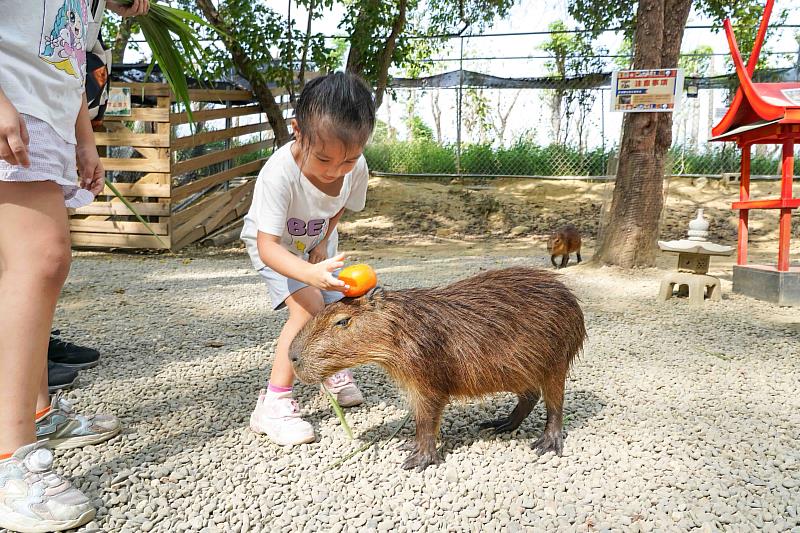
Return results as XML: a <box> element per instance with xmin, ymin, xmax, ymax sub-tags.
<box><xmin>322</xmin><ymin>385</ymin><xmax>353</xmax><ymax>440</ymax></box>
<box><xmin>326</xmin><ymin>412</ymin><xmax>411</xmax><ymax>471</ymax></box>
<box><xmin>104</xmin><ymin>179</ymin><xmax>170</xmax><ymax>249</ymax></box>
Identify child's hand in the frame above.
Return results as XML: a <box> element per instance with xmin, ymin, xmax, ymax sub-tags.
<box><xmin>308</xmin><ymin>241</ymin><xmax>328</xmax><ymax>264</ymax></box>
<box><xmin>76</xmin><ymin>147</ymin><xmax>105</xmax><ymax>196</ymax></box>
<box><xmin>0</xmin><ymin>96</ymin><xmax>30</xmax><ymax>168</ymax></box>
<box><xmin>306</xmin><ymin>253</ymin><xmax>349</xmax><ymax>292</ymax></box>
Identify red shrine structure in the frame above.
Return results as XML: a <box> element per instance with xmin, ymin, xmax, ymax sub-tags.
<box><xmin>710</xmin><ymin>0</ymin><xmax>799</xmax><ymax>305</ymax></box>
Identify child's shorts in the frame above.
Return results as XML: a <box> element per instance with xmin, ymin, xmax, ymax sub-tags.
<box><xmin>0</xmin><ymin>114</ymin><xmax>94</xmax><ymax>208</ymax></box>
<box><xmin>258</xmin><ymin>266</ymin><xmax>345</xmax><ymax>311</ymax></box>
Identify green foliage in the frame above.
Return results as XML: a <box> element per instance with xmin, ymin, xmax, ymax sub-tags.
<box><xmin>407</xmin><ymin>115</ymin><xmax>434</xmax><ymax>141</ymax></box>
<box><xmin>570</xmin><ymin>0</ymin><xmax>785</xmax><ymax>70</ymax></box>
<box><xmin>342</xmin><ymin>0</ymin><xmax>518</xmax><ymax>93</ymax></box>
<box><xmin>364</xmin><ymin>139</ymin><xmax>610</xmax><ymax>176</ymax></box>
<box><xmin>680</xmin><ymin>45</ymin><xmax>714</xmax><ymax>76</ymax></box>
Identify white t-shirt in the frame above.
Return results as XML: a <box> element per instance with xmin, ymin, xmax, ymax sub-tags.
<box><xmin>0</xmin><ymin>0</ymin><xmax>88</xmax><ymax>144</ymax></box>
<box><xmin>241</xmin><ymin>142</ymin><xmax>369</xmax><ymax>272</ymax></box>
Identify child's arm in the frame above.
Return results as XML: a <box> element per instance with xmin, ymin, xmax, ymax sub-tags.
<box><xmin>75</xmin><ymin>95</ymin><xmax>105</xmax><ymax>195</ymax></box>
<box><xmin>257</xmin><ymin>231</ymin><xmax>349</xmax><ymax>292</ymax></box>
<box><xmin>308</xmin><ymin>207</ymin><xmax>345</xmax><ymax>264</ymax></box>
<box><xmin>0</xmin><ymin>87</ymin><xmax>30</xmax><ymax>167</ymax></box>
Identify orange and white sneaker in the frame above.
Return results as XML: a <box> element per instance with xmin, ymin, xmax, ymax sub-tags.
<box><xmin>321</xmin><ymin>369</ymin><xmax>364</xmax><ymax>407</ymax></box>
<box><xmin>249</xmin><ymin>390</ymin><xmax>315</xmax><ymax>446</ymax></box>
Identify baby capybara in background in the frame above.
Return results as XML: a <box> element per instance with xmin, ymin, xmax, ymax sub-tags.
<box><xmin>548</xmin><ymin>225</ymin><xmax>582</xmax><ymax>268</ymax></box>
<box><xmin>289</xmin><ymin>267</ymin><xmax>586</xmax><ymax>471</ymax></box>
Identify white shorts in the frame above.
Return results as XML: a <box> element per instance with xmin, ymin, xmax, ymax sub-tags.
<box><xmin>0</xmin><ymin>114</ymin><xmax>94</xmax><ymax>208</ymax></box>
<box><xmin>258</xmin><ymin>266</ymin><xmax>345</xmax><ymax>311</ymax></box>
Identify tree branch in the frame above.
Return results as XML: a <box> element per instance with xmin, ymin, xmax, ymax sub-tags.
<box><xmin>374</xmin><ymin>0</ymin><xmax>408</xmax><ymax>108</ymax></box>
<box><xmin>195</xmin><ymin>0</ymin><xmax>291</xmax><ymax>146</ymax></box>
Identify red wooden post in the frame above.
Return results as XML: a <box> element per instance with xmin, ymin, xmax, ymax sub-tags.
<box><xmin>738</xmin><ymin>143</ymin><xmax>751</xmax><ymax>265</ymax></box>
<box><xmin>778</xmin><ymin>140</ymin><xmax>793</xmax><ymax>271</ymax></box>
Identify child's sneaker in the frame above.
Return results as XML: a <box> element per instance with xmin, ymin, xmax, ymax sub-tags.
<box><xmin>249</xmin><ymin>390</ymin><xmax>315</xmax><ymax>446</ymax></box>
<box><xmin>36</xmin><ymin>391</ymin><xmax>121</xmax><ymax>450</ymax></box>
<box><xmin>321</xmin><ymin>369</ymin><xmax>364</xmax><ymax>407</ymax></box>
<box><xmin>0</xmin><ymin>441</ymin><xmax>95</xmax><ymax>532</ymax></box>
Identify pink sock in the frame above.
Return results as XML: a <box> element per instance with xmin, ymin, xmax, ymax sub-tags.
<box><xmin>267</xmin><ymin>383</ymin><xmax>293</xmax><ymax>394</ymax></box>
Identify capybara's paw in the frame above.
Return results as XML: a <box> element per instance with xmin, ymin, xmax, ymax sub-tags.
<box><xmin>479</xmin><ymin>417</ymin><xmax>518</xmax><ymax>434</ymax></box>
<box><xmin>398</xmin><ymin>440</ymin><xmax>417</xmax><ymax>452</ymax></box>
<box><xmin>532</xmin><ymin>432</ymin><xmax>563</xmax><ymax>456</ymax></box>
<box><xmin>401</xmin><ymin>449</ymin><xmax>442</xmax><ymax>471</ymax></box>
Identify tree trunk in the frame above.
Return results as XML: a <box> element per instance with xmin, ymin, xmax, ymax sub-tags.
<box><xmin>112</xmin><ymin>17</ymin><xmax>135</xmax><ymax>63</ymax></box>
<box><xmin>595</xmin><ymin>0</ymin><xmax>691</xmax><ymax>267</ymax></box>
<box><xmin>196</xmin><ymin>0</ymin><xmax>291</xmax><ymax>146</ymax></box>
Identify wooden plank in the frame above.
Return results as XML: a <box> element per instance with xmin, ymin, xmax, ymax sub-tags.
<box><xmin>172</xmin><ymin>122</ymin><xmax>268</xmax><ymax>150</ymax></box>
<box><xmin>104</xmin><ymin>107</ymin><xmax>170</xmax><ymax>123</ymax></box>
<box><xmin>171</xmin><ymin>189</ymin><xmax>239</xmax><ymax>237</ymax></box>
<box><xmin>186</xmin><ymin>89</ymin><xmax>256</xmax><ymax>101</ymax></box>
<box><xmin>100</xmin><ymin>182</ymin><xmax>170</xmax><ymax>197</ymax></box>
<box><xmin>171</xmin><ymin>160</ymin><xmax>262</xmax><ymax>202</ymax></box>
<box><xmin>71</xmin><ymin>232</ymin><xmax>170</xmax><ymax>249</ymax></box>
<box><xmin>203</xmin><ymin>181</ymin><xmax>255</xmax><ymax>232</ymax></box>
<box><xmin>170</xmin><ymin>105</ymin><xmax>262</xmax><ymax>125</ymax></box>
<box><xmin>69</xmin><ymin>219</ymin><xmax>169</xmax><ymax>235</ymax></box>
<box><xmin>172</xmin><ymin>140</ymin><xmax>268</xmax><ymax>176</ymax></box>
<box><xmin>100</xmin><ymin>157</ymin><xmax>170</xmax><ymax>173</ymax></box>
<box><xmin>93</xmin><ymin>130</ymin><xmax>169</xmax><ymax>148</ymax></box>
<box><xmin>73</xmin><ymin>202</ymin><xmax>170</xmax><ymax>216</ymax></box>
<box><xmin>173</xmin><ymin>191</ymin><xmax>252</xmax><ymax>250</ymax></box>
<box><xmin>732</xmin><ymin>198</ymin><xmax>800</xmax><ymax>210</ymax></box>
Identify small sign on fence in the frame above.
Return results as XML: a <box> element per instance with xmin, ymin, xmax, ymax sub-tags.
<box><xmin>610</xmin><ymin>68</ymin><xmax>684</xmax><ymax>113</ymax></box>
<box><xmin>106</xmin><ymin>87</ymin><xmax>132</xmax><ymax>117</ymax></box>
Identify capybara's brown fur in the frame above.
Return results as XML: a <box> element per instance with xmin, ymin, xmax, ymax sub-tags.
<box><xmin>289</xmin><ymin>267</ymin><xmax>586</xmax><ymax>471</ymax></box>
<box><xmin>548</xmin><ymin>225</ymin><xmax>582</xmax><ymax>269</ymax></box>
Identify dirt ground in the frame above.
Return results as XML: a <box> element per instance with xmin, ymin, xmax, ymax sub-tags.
<box><xmin>205</xmin><ymin>175</ymin><xmax>799</xmax><ymax>272</ymax></box>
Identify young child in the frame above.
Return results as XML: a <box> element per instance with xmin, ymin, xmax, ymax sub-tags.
<box><xmin>0</xmin><ymin>0</ymin><xmax>145</xmax><ymax>530</ymax></box>
<box><xmin>241</xmin><ymin>71</ymin><xmax>376</xmax><ymax>446</ymax></box>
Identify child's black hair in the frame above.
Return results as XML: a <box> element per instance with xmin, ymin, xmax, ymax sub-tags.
<box><xmin>294</xmin><ymin>71</ymin><xmax>376</xmax><ymax>151</ymax></box>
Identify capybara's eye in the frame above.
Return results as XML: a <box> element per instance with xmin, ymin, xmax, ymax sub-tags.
<box><xmin>334</xmin><ymin>317</ymin><xmax>351</xmax><ymax>328</ymax></box>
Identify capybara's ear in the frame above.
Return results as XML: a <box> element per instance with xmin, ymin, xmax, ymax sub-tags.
<box><xmin>365</xmin><ymin>286</ymin><xmax>386</xmax><ymax>309</ymax></box>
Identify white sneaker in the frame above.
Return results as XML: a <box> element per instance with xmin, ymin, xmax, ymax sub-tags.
<box><xmin>249</xmin><ymin>390</ymin><xmax>316</xmax><ymax>446</ymax></box>
<box><xmin>0</xmin><ymin>442</ymin><xmax>95</xmax><ymax>533</ymax></box>
<box><xmin>322</xmin><ymin>369</ymin><xmax>364</xmax><ymax>407</ymax></box>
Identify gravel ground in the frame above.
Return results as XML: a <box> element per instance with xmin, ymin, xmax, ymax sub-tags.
<box><xmin>6</xmin><ymin>250</ymin><xmax>798</xmax><ymax>533</ymax></box>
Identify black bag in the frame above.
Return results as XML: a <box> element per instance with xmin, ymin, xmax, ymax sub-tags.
<box><xmin>85</xmin><ymin>0</ymin><xmax>111</xmax><ymax>125</ymax></box>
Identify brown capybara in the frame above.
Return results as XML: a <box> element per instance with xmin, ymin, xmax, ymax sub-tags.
<box><xmin>548</xmin><ymin>225</ymin><xmax>582</xmax><ymax>269</ymax></box>
<box><xmin>289</xmin><ymin>267</ymin><xmax>586</xmax><ymax>471</ymax></box>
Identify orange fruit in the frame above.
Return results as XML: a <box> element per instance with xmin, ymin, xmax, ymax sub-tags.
<box><xmin>338</xmin><ymin>264</ymin><xmax>378</xmax><ymax>297</ymax></box>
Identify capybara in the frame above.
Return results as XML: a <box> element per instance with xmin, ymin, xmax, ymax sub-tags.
<box><xmin>548</xmin><ymin>225</ymin><xmax>582</xmax><ymax>269</ymax></box>
<box><xmin>289</xmin><ymin>267</ymin><xmax>586</xmax><ymax>471</ymax></box>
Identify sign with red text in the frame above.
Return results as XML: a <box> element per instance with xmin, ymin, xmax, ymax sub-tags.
<box><xmin>610</xmin><ymin>68</ymin><xmax>684</xmax><ymax>112</ymax></box>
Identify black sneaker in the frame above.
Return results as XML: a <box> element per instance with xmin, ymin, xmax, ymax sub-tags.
<box><xmin>48</xmin><ymin>331</ymin><xmax>101</xmax><ymax>370</ymax></box>
<box><xmin>48</xmin><ymin>361</ymin><xmax>78</xmax><ymax>393</ymax></box>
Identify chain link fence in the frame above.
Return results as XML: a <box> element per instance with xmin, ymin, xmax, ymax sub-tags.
<box><xmin>364</xmin><ymin>82</ymin><xmax>790</xmax><ymax>179</ymax></box>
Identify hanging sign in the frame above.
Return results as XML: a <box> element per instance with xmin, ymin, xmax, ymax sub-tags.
<box><xmin>610</xmin><ymin>68</ymin><xmax>684</xmax><ymax>112</ymax></box>
<box><xmin>106</xmin><ymin>87</ymin><xmax>132</xmax><ymax>117</ymax></box>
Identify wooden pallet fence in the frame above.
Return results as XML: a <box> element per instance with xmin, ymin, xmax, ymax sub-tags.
<box><xmin>69</xmin><ymin>82</ymin><xmax>295</xmax><ymax>251</ymax></box>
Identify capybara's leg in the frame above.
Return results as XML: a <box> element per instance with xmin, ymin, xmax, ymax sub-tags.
<box><xmin>560</xmin><ymin>254</ymin><xmax>569</xmax><ymax>269</ymax></box>
<box><xmin>479</xmin><ymin>390</ymin><xmax>540</xmax><ymax>433</ymax></box>
<box><xmin>550</xmin><ymin>255</ymin><xmax>559</xmax><ymax>268</ymax></box>
<box><xmin>402</xmin><ymin>396</ymin><xmax>446</xmax><ymax>471</ymax></box>
<box><xmin>533</xmin><ymin>376</ymin><xmax>565</xmax><ymax>456</ymax></box>
<box><xmin>576</xmin><ymin>251</ymin><xmax>582</xmax><ymax>263</ymax></box>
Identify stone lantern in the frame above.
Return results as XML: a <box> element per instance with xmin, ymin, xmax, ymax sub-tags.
<box><xmin>657</xmin><ymin>209</ymin><xmax>734</xmax><ymax>306</ymax></box>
